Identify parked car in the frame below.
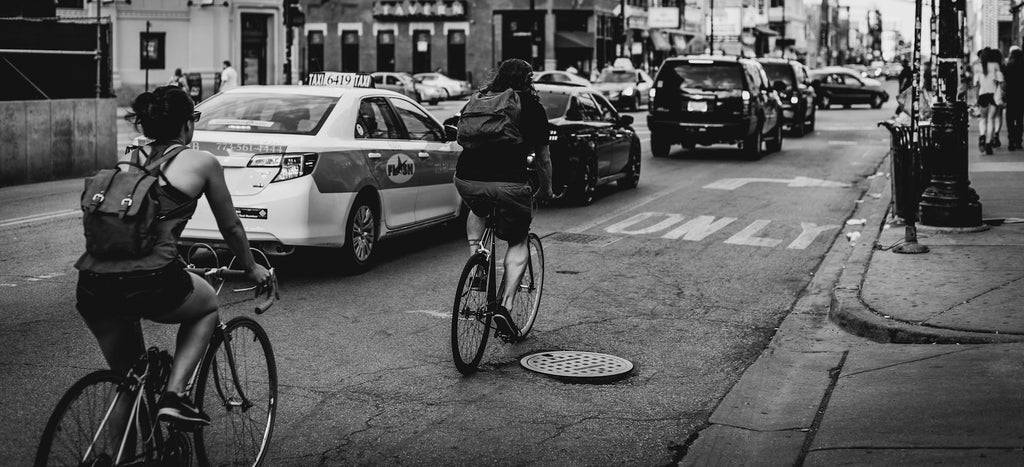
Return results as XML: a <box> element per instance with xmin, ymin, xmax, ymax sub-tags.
<box><xmin>370</xmin><ymin>72</ymin><xmax>420</xmax><ymax>102</ymax></box>
<box><xmin>534</xmin><ymin>83</ymin><xmax>641</xmax><ymax>204</ymax></box>
<box><xmin>591</xmin><ymin>67</ymin><xmax>654</xmax><ymax>111</ymax></box>
<box><xmin>412</xmin><ymin>72</ymin><xmax>472</xmax><ymax>99</ymax></box>
<box><xmin>809</xmin><ymin>67</ymin><xmax>889</xmax><ymax>109</ymax></box>
<box><xmin>533</xmin><ymin>70</ymin><xmax>592</xmax><ymax>87</ymax></box>
<box><xmin>647</xmin><ymin>56</ymin><xmax>784</xmax><ymax>159</ymax></box>
<box><xmin>757</xmin><ymin>58</ymin><xmax>817</xmax><ymax>136</ymax></box>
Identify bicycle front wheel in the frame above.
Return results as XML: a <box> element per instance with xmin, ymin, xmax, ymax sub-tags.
<box><xmin>195</xmin><ymin>316</ymin><xmax>277</xmax><ymax>467</ymax></box>
<box><xmin>35</xmin><ymin>370</ymin><xmax>134</xmax><ymax>467</ymax></box>
<box><xmin>451</xmin><ymin>253</ymin><xmax>491</xmax><ymax>375</ymax></box>
<box><xmin>510</xmin><ymin>233</ymin><xmax>544</xmax><ymax>338</ymax></box>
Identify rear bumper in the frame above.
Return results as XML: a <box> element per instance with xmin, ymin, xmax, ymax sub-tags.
<box><xmin>647</xmin><ymin>116</ymin><xmax>754</xmax><ymax>144</ymax></box>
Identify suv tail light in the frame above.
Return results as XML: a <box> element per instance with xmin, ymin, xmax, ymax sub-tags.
<box><xmin>248</xmin><ymin>153</ymin><xmax>319</xmax><ymax>182</ymax></box>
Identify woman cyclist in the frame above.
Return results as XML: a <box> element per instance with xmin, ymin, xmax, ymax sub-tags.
<box><xmin>74</xmin><ymin>85</ymin><xmax>272</xmax><ymax>426</ymax></box>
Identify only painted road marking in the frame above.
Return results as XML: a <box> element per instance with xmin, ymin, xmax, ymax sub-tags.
<box><xmin>602</xmin><ymin>212</ymin><xmax>839</xmax><ymax>250</ymax></box>
<box><xmin>0</xmin><ymin>209</ymin><xmax>79</xmax><ymax>228</ymax></box>
<box><xmin>703</xmin><ymin>176</ymin><xmax>851</xmax><ymax>191</ymax></box>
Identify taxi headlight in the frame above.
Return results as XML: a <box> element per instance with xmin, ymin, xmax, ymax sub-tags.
<box><xmin>790</xmin><ymin>96</ymin><xmax>799</xmax><ymax>105</ymax></box>
<box><xmin>248</xmin><ymin>152</ymin><xmax>319</xmax><ymax>182</ymax></box>
<box><xmin>622</xmin><ymin>87</ymin><xmax>635</xmax><ymax>96</ymax></box>
<box><xmin>649</xmin><ymin>88</ymin><xmax>656</xmax><ymax>99</ymax></box>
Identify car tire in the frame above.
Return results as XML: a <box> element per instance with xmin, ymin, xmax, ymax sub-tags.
<box><xmin>618</xmin><ymin>139</ymin><xmax>641</xmax><ymax>189</ymax></box>
<box><xmin>871</xmin><ymin>94</ymin><xmax>884</xmax><ymax>109</ymax></box>
<box><xmin>651</xmin><ymin>133</ymin><xmax>670</xmax><ymax>158</ymax></box>
<box><xmin>340</xmin><ymin>195</ymin><xmax>378</xmax><ymax>273</ymax></box>
<box><xmin>568</xmin><ymin>157</ymin><xmax>598</xmax><ymax>206</ymax></box>
<box><xmin>819</xmin><ymin>95</ymin><xmax>831</xmax><ymax>109</ymax></box>
<box><xmin>766</xmin><ymin>117</ymin><xmax>783</xmax><ymax>153</ymax></box>
<box><xmin>740</xmin><ymin>122</ymin><xmax>764</xmax><ymax>160</ymax></box>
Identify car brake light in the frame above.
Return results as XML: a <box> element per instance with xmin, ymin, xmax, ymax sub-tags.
<box><xmin>741</xmin><ymin>90</ymin><xmax>751</xmax><ymax>102</ymax></box>
<box><xmin>790</xmin><ymin>96</ymin><xmax>799</xmax><ymax>104</ymax></box>
<box><xmin>248</xmin><ymin>153</ymin><xmax>319</xmax><ymax>182</ymax></box>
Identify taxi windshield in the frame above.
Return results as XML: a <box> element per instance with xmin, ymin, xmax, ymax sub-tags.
<box><xmin>195</xmin><ymin>93</ymin><xmax>337</xmax><ymax>135</ymax></box>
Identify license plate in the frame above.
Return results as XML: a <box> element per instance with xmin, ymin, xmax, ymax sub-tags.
<box><xmin>687</xmin><ymin>101</ymin><xmax>709</xmax><ymax>112</ymax></box>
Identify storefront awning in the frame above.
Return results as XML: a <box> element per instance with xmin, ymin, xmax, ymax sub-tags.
<box><xmin>555</xmin><ymin>31</ymin><xmax>595</xmax><ymax>49</ymax></box>
<box><xmin>650</xmin><ymin>30</ymin><xmax>671</xmax><ymax>51</ymax></box>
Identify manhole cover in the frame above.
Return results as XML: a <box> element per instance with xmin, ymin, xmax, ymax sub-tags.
<box><xmin>546</xmin><ymin>232</ymin><xmax>621</xmax><ymax>247</ymax></box>
<box><xmin>521</xmin><ymin>351</ymin><xmax>633</xmax><ymax>383</ymax></box>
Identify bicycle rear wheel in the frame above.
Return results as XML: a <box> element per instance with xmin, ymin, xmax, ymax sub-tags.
<box><xmin>35</xmin><ymin>370</ymin><xmax>136</xmax><ymax>466</ymax></box>
<box><xmin>451</xmin><ymin>253</ymin><xmax>491</xmax><ymax>375</ymax></box>
<box><xmin>509</xmin><ymin>233</ymin><xmax>544</xmax><ymax>338</ymax></box>
<box><xmin>195</xmin><ymin>316</ymin><xmax>277</xmax><ymax>467</ymax></box>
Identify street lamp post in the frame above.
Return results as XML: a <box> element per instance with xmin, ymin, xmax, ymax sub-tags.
<box><xmin>919</xmin><ymin>0</ymin><xmax>984</xmax><ymax>229</ymax></box>
<box><xmin>709</xmin><ymin>0</ymin><xmax>714</xmax><ymax>54</ymax></box>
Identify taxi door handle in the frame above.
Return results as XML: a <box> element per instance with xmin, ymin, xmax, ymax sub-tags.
<box><xmin>367</xmin><ymin>152</ymin><xmax>382</xmax><ymax>160</ymax></box>
<box><xmin>417</xmin><ymin>151</ymin><xmax>430</xmax><ymax>159</ymax></box>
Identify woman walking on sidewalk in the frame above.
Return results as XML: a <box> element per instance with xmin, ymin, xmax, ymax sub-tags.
<box><xmin>975</xmin><ymin>48</ymin><xmax>1004</xmax><ymax>155</ymax></box>
<box><xmin>1005</xmin><ymin>46</ymin><xmax>1023</xmax><ymax>151</ymax></box>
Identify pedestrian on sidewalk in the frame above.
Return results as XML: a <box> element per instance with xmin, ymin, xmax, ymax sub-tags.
<box><xmin>1005</xmin><ymin>46</ymin><xmax>1023</xmax><ymax>151</ymax></box>
<box><xmin>166</xmin><ymin>68</ymin><xmax>190</xmax><ymax>94</ymax></box>
<box><xmin>990</xmin><ymin>48</ymin><xmax>1007</xmax><ymax>149</ymax></box>
<box><xmin>974</xmin><ymin>47</ymin><xmax>1004</xmax><ymax>155</ymax></box>
<box><xmin>219</xmin><ymin>60</ymin><xmax>238</xmax><ymax>92</ymax></box>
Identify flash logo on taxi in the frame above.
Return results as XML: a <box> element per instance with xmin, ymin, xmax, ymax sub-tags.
<box><xmin>386</xmin><ymin>153</ymin><xmax>415</xmax><ymax>184</ymax></box>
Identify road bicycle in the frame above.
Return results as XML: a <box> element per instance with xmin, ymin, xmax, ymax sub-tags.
<box><xmin>450</xmin><ymin>205</ymin><xmax>546</xmax><ymax>375</ymax></box>
<box><xmin>35</xmin><ymin>246</ymin><xmax>280</xmax><ymax>467</ymax></box>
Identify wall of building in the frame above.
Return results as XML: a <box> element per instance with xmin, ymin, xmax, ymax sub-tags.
<box><xmin>0</xmin><ymin>99</ymin><xmax>117</xmax><ymax>186</ymax></box>
<box><xmin>58</xmin><ymin>0</ymin><xmax>284</xmax><ymax>106</ymax></box>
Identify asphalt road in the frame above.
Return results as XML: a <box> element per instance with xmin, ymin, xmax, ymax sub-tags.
<box><xmin>0</xmin><ymin>85</ymin><xmax>896</xmax><ymax>465</ymax></box>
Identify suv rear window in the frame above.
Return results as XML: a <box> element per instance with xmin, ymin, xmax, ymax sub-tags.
<box><xmin>196</xmin><ymin>93</ymin><xmax>337</xmax><ymax>135</ymax></box>
<box><xmin>658</xmin><ymin>62</ymin><xmax>745</xmax><ymax>91</ymax></box>
<box><xmin>761</xmin><ymin>63</ymin><xmax>795</xmax><ymax>89</ymax></box>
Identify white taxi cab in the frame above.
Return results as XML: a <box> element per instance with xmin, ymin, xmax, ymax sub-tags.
<box><xmin>181</xmin><ymin>72</ymin><xmax>463</xmax><ymax>270</ymax></box>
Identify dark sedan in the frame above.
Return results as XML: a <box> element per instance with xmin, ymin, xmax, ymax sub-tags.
<box><xmin>809</xmin><ymin>67</ymin><xmax>889</xmax><ymax>109</ymax></box>
<box><xmin>535</xmin><ymin>83</ymin><xmax>641</xmax><ymax>205</ymax></box>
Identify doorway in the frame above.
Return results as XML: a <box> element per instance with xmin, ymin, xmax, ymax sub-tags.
<box><xmin>377</xmin><ymin>30</ymin><xmax>395</xmax><ymax>72</ymax></box>
<box><xmin>412</xmin><ymin>30</ymin><xmax>431</xmax><ymax>74</ymax></box>
<box><xmin>241</xmin><ymin>13</ymin><xmax>269</xmax><ymax>85</ymax></box>
<box><xmin>447</xmin><ymin>30</ymin><xmax>466</xmax><ymax>79</ymax></box>
<box><xmin>341</xmin><ymin>30</ymin><xmax>359</xmax><ymax>72</ymax></box>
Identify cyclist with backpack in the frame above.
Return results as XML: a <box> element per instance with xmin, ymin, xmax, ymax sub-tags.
<box><xmin>75</xmin><ymin>85</ymin><xmax>272</xmax><ymax>426</ymax></box>
<box><xmin>454</xmin><ymin>58</ymin><xmax>554</xmax><ymax>339</ymax></box>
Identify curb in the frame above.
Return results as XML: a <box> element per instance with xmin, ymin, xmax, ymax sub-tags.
<box><xmin>828</xmin><ymin>154</ymin><xmax>1024</xmax><ymax>344</ymax></box>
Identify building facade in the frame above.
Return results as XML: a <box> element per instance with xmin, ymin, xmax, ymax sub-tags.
<box><xmin>56</xmin><ymin>0</ymin><xmax>287</xmax><ymax>105</ymax></box>
<box><xmin>967</xmin><ymin>0</ymin><xmax>1019</xmax><ymax>57</ymax></box>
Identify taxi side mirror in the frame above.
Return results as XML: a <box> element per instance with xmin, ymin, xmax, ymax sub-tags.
<box><xmin>444</xmin><ymin>124</ymin><xmax>458</xmax><ymax>142</ymax></box>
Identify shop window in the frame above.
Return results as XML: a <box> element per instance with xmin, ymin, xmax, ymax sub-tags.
<box><xmin>341</xmin><ymin>30</ymin><xmax>360</xmax><ymax>72</ymax></box>
<box><xmin>447</xmin><ymin>30</ymin><xmax>466</xmax><ymax>79</ymax></box>
<box><xmin>412</xmin><ymin>30</ymin><xmax>431</xmax><ymax>74</ymax></box>
<box><xmin>307</xmin><ymin>30</ymin><xmax>325</xmax><ymax>74</ymax></box>
<box><xmin>377</xmin><ymin>30</ymin><xmax>396</xmax><ymax>72</ymax></box>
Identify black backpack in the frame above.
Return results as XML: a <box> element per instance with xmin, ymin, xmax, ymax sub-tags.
<box><xmin>456</xmin><ymin>88</ymin><xmax>523</xmax><ymax>150</ymax></box>
<box><xmin>80</xmin><ymin>145</ymin><xmax>187</xmax><ymax>260</ymax></box>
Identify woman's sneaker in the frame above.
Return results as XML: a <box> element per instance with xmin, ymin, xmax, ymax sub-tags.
<box><xmin>158</xmin><ymin>392</ymin><xmax>210</xmax><ymax>426</ymax></box>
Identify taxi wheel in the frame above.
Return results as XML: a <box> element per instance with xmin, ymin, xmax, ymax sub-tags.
<box><xmin>343</xmin><ymin>198</ymin><xmax>378</xmax><ymax>272</ymax></box>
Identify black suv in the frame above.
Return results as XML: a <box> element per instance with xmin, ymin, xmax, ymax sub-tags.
<box><xmin>757</xmin><ymin>58</ymin><xmax>817</xmax><ymax>136</ymax></box>
<box><xmin>647</xmin><ymin>56</ymin><xmax>784</xmax><ymax>159</ymax></box>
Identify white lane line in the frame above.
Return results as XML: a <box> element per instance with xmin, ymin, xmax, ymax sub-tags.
<box><xmin>0</xmin><ymin>209</ymin><xmax>79</xmax><ymax>228</ymax></box>
<box><xmin>404</xmin><ymin>309</ymin><xmax>450</xmax><ymax>319</ymax></box>
<box><xmin>566</xmin><ymin>184</ymin><xmax>691</xmax><ymax>234</ymax></box>
<box><xmin>0</xmin><ymin>284</ymin><xmax>16</xmax><ymax>287</ymax></box>
<box><xmin>828</xmin><ymin>140</ymin><xmax>858</xmax><ymax>145</ymax></box>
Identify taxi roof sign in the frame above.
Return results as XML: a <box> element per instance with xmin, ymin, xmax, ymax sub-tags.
<box><xmin>307</xmin><ymin>72</ymin><xmax>375</xmax><ymax>89</ymax></box>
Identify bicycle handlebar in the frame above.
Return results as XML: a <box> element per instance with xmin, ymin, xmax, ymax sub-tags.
<box><xmin>184</xmin><ymin>266</ymin><xmax>280</xmax><ymax>315</ymax></box>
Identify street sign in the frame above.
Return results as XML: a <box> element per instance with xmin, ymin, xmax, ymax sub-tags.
<box><xmin>703</xmin><ymin>176</ymin><xmax>851</xmax><ymax>190</ymax></box>
<box><xmin>647</xmin><ymin>7</ymin><xmax>679</xmax><ymax>29</ymax></box>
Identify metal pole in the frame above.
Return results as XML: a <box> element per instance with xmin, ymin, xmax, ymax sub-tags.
<box><xmin>95</xmin><ymin>0</ymin><xmax>102</xmax><ymax>98</ymax></box>
<box><xmin>709</xmin><ymin>0</ymin><xmax>714</xmax><ymax>54</ymax></box>
<box><xmin>145</xmin><ymin>21</ymin><xmax>150</xmax><ymax>92</ymax></box>
<box><xmin>919</xmin><ymin>0</ymin><xmax>985</xmax><ymax>229</ymax></box>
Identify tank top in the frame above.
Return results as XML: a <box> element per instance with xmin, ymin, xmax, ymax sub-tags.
<box><xmin>74</xmin><ymin>148</ymin><xmax>200</xmax><ymax>274</ymax></box>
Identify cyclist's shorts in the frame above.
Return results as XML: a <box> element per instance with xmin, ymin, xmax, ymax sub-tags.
<box><xmin>76</xmin><ymin>262</ymin><xmax>195</xmax><ymax>322</ymax></box>
<box><xmin>454</xmin><ymin>175</ymin><xmax>533</xmax><ymax>244</ymax></box>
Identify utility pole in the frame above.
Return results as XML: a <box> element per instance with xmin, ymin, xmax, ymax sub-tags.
<box><xmin>820</xmin><ymin>0</ymin><xmax>829</xmax><ymax>66</ymax></box>
<box><xmin>95</xmin><ymin>0</ymin><xmax>102</xmax><ymax>98</ymax></box>
<box><xmin>709</xmin><ymin>0</ymin><xmax>714</xmax><ymax>54</ymax></box>
<box><xmin>919</xmin><ymin>0</ymin><xmax>984</xmax><ymax>228</ymax></box>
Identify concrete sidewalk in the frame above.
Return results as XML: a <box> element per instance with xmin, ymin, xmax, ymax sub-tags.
<box><xmin>681</xmin><ymin>125</ymin><xmax>1024</xmax><ymax>464</ymax></box>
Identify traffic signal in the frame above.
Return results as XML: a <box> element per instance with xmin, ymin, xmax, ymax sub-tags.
<box><xmin>284</xmin><ymin>0</ymin><xmax>305</xmax><ymax>27</ymax></box>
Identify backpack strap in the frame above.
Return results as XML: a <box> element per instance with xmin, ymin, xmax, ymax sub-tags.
<box><xmin>142</xmin><ymin>144</ymin><xmax>187</xmax><ymax>174</ymax></box>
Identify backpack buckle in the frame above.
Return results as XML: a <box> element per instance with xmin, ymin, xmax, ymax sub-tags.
<box><xmin>121</xmin><ymin>198</ymin><xmax>133</xmax><ymax>207</ymax></box>
<box><xmin>92</xmin><ymin>193</ymin><xmax>105</xmax><ymax>202</ymax></box>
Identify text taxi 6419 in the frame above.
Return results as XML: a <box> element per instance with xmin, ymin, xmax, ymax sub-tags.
<box><xmin>181</xmin><ymin>72</ymin><xmax>463</xmax><ymax>271</ymax></box>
